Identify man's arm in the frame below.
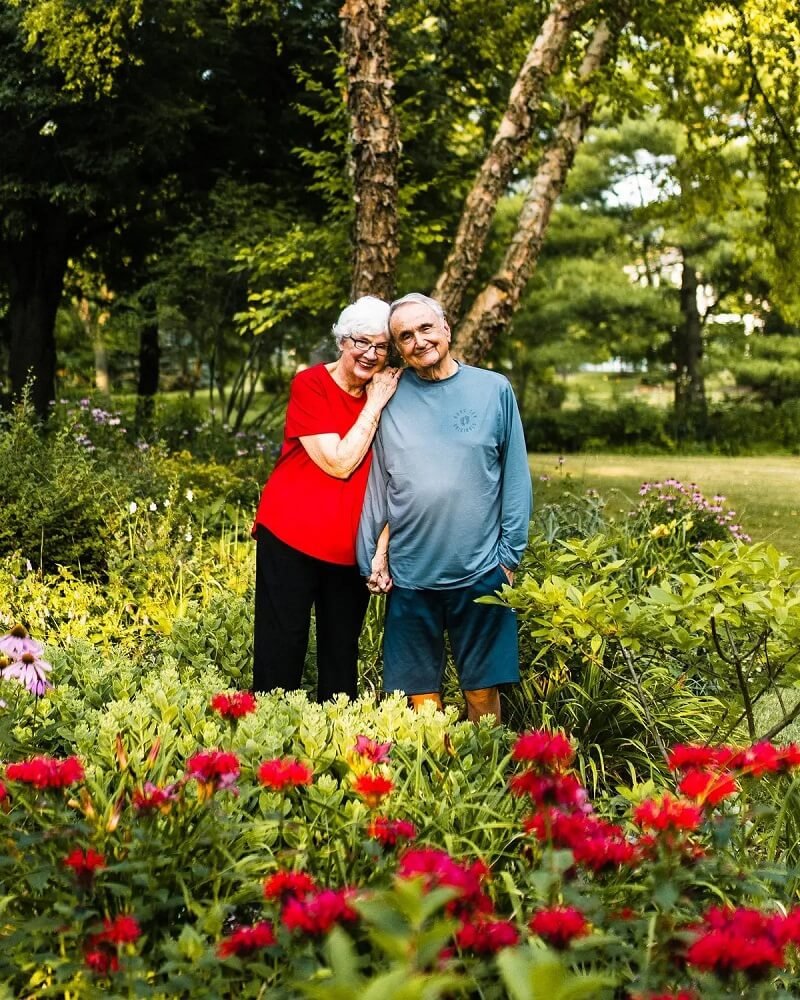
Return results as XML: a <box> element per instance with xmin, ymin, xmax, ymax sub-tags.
<box><xmin>367</xmin><ymin>523</ymin><xmax>393</xmax><ymax>594</ymax></box>
<box><xmin>497</xmin><ymin>381</ymin><xmax>533</xmax><ymax>577</ymax></box>
<box><xmin>356</xmin><ymin>431</ymin><xmax>389</xmax><ymax>578</ymax></box>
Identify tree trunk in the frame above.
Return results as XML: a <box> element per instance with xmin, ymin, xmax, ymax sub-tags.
<box><xmin>136</xmin><ymin>304</ymin><xmax>160</xmax><ymax>431</ymax></box>
<box><xmin>672</xmin><ymin>253</ymin><xmax>707</xmax><ymax>440</ymax></box>
<box><xmin>452</xmin><ymin>21</ymin><xmax>612</xmax><ymax>364</ymax></box>
<box><xmin>341</xmin><ymin>0</ymin><xmax>400</xmax><ymax>302</ymax></box>
<box><xmin>5</xmin><ymin>215</ymin><xmax>71</xmax><ymax>418</ymax></box>
<box><xmin>431</xmin><ymin>0</ymin><xmax>593</xmax><ymax>323</ymax></box>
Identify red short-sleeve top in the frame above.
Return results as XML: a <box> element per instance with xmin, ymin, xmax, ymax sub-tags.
<box><xmin>253</xmin><ymin>364</ymin><xmax>372</xmax><ymax>565</ymax></box>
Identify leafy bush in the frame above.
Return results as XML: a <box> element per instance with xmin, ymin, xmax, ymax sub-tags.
<box><xmin>0</xmin><ymin>403</ymin><xmax>110</xmax><ymax>576</ymax></box>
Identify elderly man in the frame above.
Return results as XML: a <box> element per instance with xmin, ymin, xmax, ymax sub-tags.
<box><xmin>357</xmin><ymin>292</ymin><xmax>532</xmax><ymax>723</ymax></box>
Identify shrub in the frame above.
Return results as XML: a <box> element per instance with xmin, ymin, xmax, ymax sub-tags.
<box><xmin>0</xmin><ymin>403</ymin><xmax>110</xmax><ymax>576</ymax></box>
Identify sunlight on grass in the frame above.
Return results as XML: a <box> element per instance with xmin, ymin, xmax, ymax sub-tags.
<box><xmin>530</xmin><ymin>453</ymin><xmax>800</xmax><ymax>559</ymax></box>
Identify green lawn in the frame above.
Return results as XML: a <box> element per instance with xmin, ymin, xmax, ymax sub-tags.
<box><xmin>529</xmin><ymin>453</ymin><xmax>800</xmax><ymax>559</ymax></box>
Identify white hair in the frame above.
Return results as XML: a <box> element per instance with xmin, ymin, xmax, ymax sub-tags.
<box><xmin>331</xmin><ymin>295</ymin><xmax>390</xmax><ymax>347</ymax></box>
<box><xmin>388</xmin><ymin>292</ymin><xmax>446</xmax><ymax>326</ymax></box>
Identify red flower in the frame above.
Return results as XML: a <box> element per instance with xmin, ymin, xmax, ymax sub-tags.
<box><xmin>366</xmin><ymin>815</ymin><xmax>417</xmax><ymax>846</ymax></box>
<box><xmin>210</xmin><ymin>691</ymin><xmax>257</xmax><ymax>720</ymax></box>
<box><xmin>667</xmin><ymin>745</ymin><xmax>734</xmax><ymax>772</ymax></box>
<box><xmin>0</xmin><ymin>780</ymin><xmax>7</xmax><ymax>804</ymax></box>
<box><xmin>257</xmin><ymin>757</ymin><xmax>313</xmax><ymax>790</ymax></box>
<box><xmin>685</xmin><ymin>906</ymin><xmax>789</xmax><ymax>980</ymax></box>
<box><xmin>525</xmin><ymin>809</ymin><xmax>637</xmax><ymax>872</ymax></box>
<box><xmin>83</xmin><ymin>914</ymin><xmax>140</xmax><ymax>976</ymax></box>
<box><xmin>777</xmin><ymin>906</ymin><xmax>800</xmax><ymax>947</ymax></box>
<box><xmin>353</xmin><ymin>773</ymin><xmax>393</xmax><ymax>808</ymax></box>
<box><xmin>186</xmin><ymin>750</ymin><xmax>240</xmax><ymax>797</ymax></box>
<box><xmin>64</xmin><ymin>848</ymin><xmax>106</xmax><ymax>883</ymax></box>
<box><xmin>397</xmin><ymin>848</ymin><xmax>493</xmax><ymax>916</ymax></box>
<box><xmin>727</xmin><ymin>740</ymin><xmax>800</xmax><ymax>777</ymax></box>
<box><xmin>631</xmin><ymin>993</ymin><xmax>698</xmax><ymax>1000</ymax></box>
<box><xmin>99</xmin><ymin>915</ymin><xmax>142</xmax><ymax>945</ymax></box>
<box><xmin>132</xmin><ymin>781</ymin><xmax>179</xmax><ymax>814</ymax></box>
<box><xmin>353</xmin><ymin>734</ymin><xmax>392</xmax><ymax>763</ymax></box>
<box><xmin>5</xmin><ymin>754</ymin><xmax>84</xmax><ymax>789</ymax></box>
<box><xmin>632</xmin><ymin>795</ymin><xmax>703</xmax><ymax>833</ymax></box>
<box><xmin>217</xmin><ymin>920</ymin><xmax>275</xmax><ymax>958</ymax></box>
<box><xmin>263</xmin><ymin>870</ymin><xmax>316</xmax><ymax>902</ymax></box>
<box><xmin>678</xmin><ymin>768</ymin><xmax>738</xmax><ymax>806</ymax></box>
<box><xmin>84</xmin><ymin>949</ymin><xmax>120</xmax><ymax>975</ymax></box>
<box><xmin>529</xmin><ymin>905</ymin><xmax>589</xmax><ymax>949</ymax></box>
<box><xmin>281</xmin><ymin>888</ymin><xmax>358</xmax><ymax>936</ymax></box>
<box><xmin>509</xmin><ymin>771</ymin><xmax>589</xmax><ymax>811</ymax></box>
<box><xmin>455</xmin><ymin>916</ymin><xmax>519</xmax><ymax>954</ymax></box>
<box><xmin>512</xmin><ymin>731</ymin><xmax>574</xmax><ymax>770</ymax></box>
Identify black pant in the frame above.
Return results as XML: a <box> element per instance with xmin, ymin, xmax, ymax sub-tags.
<box><xmin>253</xmin><ymin>526</ymin><xmax>369</xmax><ymax>702</ymax></box>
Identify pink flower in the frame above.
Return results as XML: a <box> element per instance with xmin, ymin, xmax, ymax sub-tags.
<box><xmin>132</xmin><ymin>781</ymin><xmax>179</xmax><ymax>814</ymax></box>
<box><xmin>5</xmin><ymin>755</ymin><xmax>84</xmax><ymax>789</ymax></box>
<box><xmin>217</xmin><ymin>920</ymin><xmax>275</xmax><ymax>958</ymax></box>
<box><xmin>353</xmin><ymin>735</ymin><xmax>392</xmax><ymax>763</ymax></box>
<box><xmin>0</xmin><ymin>625</ymin><xmax>52</xmax><ymax>696</ymax></box>
<box><xmin>0</xmin><ymin>624</ymin><xmax>43</xmax><ymax>659</ymax></box>
<box><xmin>258</xmin><ymin>757</ymin><xmax>313</xmax><ymax>790</ymax></box>
<box><xmin>353</xmin><ymin>773</ymin><xmax>393</xmax><ymax>808</ymax></box>
<box><xmin>186</xmin><ymin>750</ymin><xmax>240</xmax><ymax>796</ymax></box>
<box><xmin>529</xmin><ymin>906</ymin><xmax>589</xmax><ymax>949</ymax></box>
<box><xmin>210</xmin><ymin>691</ymin><xmax>257</xmax><ymax>720</ymax></box>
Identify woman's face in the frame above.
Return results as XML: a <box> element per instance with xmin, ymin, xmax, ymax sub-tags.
<box><xmin>339</xmin><ymin>331</ymin><xmax>391</xmax><ymax>382</ymax></box>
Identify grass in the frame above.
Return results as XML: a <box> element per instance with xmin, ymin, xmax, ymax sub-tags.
<box><xmin>529</xmin><ymin>453</ymin><xmax>800</xmax><ymax>560</ymax></box>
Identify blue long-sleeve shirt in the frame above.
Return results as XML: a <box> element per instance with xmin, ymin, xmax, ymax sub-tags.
<box><xmin>357</xmin><ymin>364</ymin><xmax>533</xmax><ymax>589</ymax></box>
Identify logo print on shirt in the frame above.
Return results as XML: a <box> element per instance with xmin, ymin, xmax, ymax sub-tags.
<box><xmin>453</xmin><ymin>408</ymin><xmax>478</xmax><ymax>433</ymax></box>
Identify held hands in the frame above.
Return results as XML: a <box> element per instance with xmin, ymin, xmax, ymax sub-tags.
<box><xmin>367</xmin><ymin>549</ymin><xmax>393</xmax><ymax>594</ymax></box>
<box><xmin>365</xmin><ymin>367</ymin><xmax>402</xmax><ymax>408</ymax></box>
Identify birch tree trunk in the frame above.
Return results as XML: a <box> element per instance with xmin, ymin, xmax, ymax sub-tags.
<box><xmin>431</xmin><ymin>0</ymin><xmax>593</xmax><ymax>323</ymax></box>
<box><xmin>452</xmin><ymin>21</ymin><xmax>612</xmax><ymax>364</ymax></box>
<box><xmin>341</xmin><ymin>0</ymin><xmax>400</xmax><ymax>302</ymax></box>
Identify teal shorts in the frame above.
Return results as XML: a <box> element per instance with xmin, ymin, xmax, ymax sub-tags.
<box><xmin>383</xmin><ymin>565</ymin><xmax>520</xmax><ymax>694</ymax></box>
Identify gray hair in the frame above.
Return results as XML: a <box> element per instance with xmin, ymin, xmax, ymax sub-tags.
<box><xmin>332</xmin><ymin>295</ymin><xmax>390</xmax><ymax>347</ymax></box>
<box><xmin>388</xmin><ymin>292</ymin><xmax>446</xmax><ymax>326</ymax></box>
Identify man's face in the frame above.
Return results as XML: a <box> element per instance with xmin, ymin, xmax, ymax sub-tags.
<box><xmin>390</xmin><ymin>302</ymin><xmax>451</xmax><ymax>376</ymax></box>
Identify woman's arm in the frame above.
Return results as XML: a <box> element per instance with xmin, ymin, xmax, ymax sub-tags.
<box><xmin>300</xmin><ymin>369</ymin><xmax>399</xmax><ymax>479</ymax></box>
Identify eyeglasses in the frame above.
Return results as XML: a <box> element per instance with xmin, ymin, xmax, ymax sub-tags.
<box><xmin>345</xmin><ymin>336</ymin><xmax>389</xmax><ymax>356</ymax></box>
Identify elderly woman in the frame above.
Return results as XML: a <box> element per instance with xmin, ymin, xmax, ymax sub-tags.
<box><xmin>252</xmin><ymin>295</ymin><xmax>399</xmax><ymax>702</ymax></box>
